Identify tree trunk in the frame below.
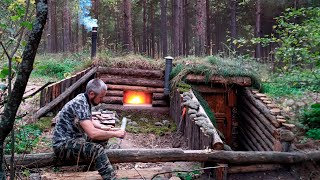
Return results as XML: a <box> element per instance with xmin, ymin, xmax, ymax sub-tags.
<box><xmin>195</xmin><ymin>0</ymin><xmax>206</xmax><ymax>56</ymax></box>
<box><xmin>150</xmin><ymin>0</ymin><xmax>155</xmax><ymax>58</ymax></box>
<box><xmin>123</xmin><ymin>0</ymin><xmax>134</xmax><ymax>52</ymax></box>
<box><xmin>230</xmin><ymin>0</ymin><xmax>237</xmax><ymax>51</ymax></box>
<box><xmin>160</xmin><ymin>0</ymin><xmax>168</xmax><ymax>57</ymax></box>
<box><xmin>0</xmin><ymin>0</ymin><xmax>48</xmax><ymax>178</ymax></box>
<box><xmin>47</xmin><ymin>0</ymin><xmax>57</xmax><ymax>53</ymax></box>
<box><xmin>206</xmin><ymin>0</ymin><xmax>211</xmax><ymax>55</ymax></box>
<box><xmin>5</xmin><ymin>150</ymin><xmax>320</xmax><ymax>168</ymax></box>
<box><xmin>173</xmin><ymin>0</ymin><xmax>180</xmax><ymax>57</ymax></box>
<box><xmin>255</xmin><ymin>0</ymin><xmax>262</xmax><ymax>59</ymax></box>
<box><xmin>142</xmin><ymin>0</ymin><xmax>147</xmax><ymax>54</ymax></box>
<box><xmin>63</xmin><ymin>0</ymin><xmax>71</xmax><ymax>52</ymax></box>
<box><xmin>184</xmin><ymin>0</ymin><xmax>189</xmax><ymax>56</ymax></box>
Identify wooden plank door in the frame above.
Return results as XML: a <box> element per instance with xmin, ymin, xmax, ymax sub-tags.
<box><xmin>201</xmin><ymin>87</ymin><xmax>237</xmax><ymax>146</ymax></box>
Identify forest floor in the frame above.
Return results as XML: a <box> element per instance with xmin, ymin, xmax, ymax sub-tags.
<box><xmin>12</xmin><ymin>80</ymin><xmax>320</xmax><ymax>180</ymax></box>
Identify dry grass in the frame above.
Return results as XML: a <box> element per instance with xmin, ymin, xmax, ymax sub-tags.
<box><xmin>93</xmin><ymin>53</ymin><xmax>165</xmax><ymax>70</ymax></box>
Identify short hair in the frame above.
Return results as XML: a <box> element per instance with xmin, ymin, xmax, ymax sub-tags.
<box><xmin>85</xmin><ymin>78</ymin><xmax>107</xmax><ymax>94</ymax></box>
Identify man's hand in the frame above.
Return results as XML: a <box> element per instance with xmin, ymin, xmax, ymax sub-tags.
<box><xmin>115</xmin><ymin>130</ymin><xmax>126</xmax><ymax>138</ymax></box>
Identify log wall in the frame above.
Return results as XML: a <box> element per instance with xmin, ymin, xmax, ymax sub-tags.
<box><xmin>38</xmin><ymin>67</ymin><xmax>95</xmax><ymax>115</ymax></box>
<box><xmin>96</xmin><ymin>67</ymin><xmax>168</xmax><ymax>107</ymax></box>
<box><xmin>238</xmin><ymin>87</ymin><xmax>295</xmax><ymax>152</ymax></box>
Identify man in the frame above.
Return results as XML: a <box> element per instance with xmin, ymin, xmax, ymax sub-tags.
<box><xmin>53</xmin><ymin>78</ymin><xmax>125</xmax><ymax>180</ymax></box>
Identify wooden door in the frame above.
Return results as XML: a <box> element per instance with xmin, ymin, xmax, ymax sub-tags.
<box><xmin>200</xmin><ymin>87</ymin><xmax>237</xmax><ymax>146</ymax></box>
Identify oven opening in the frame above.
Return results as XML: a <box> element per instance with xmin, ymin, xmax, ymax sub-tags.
<box><xmin>123</xmin><ymin>90</ymin><xmax>152</xmax><ymax>107</ymax></box>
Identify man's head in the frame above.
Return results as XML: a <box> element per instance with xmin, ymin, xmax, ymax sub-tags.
<box><xmin>86</xmin><ymin>79</ymin><xmax>107</xmax><ymax>106</ymax></box>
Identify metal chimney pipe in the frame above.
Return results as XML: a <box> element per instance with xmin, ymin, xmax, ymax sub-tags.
<box><xmin>164</xmin><ymin>56</ymin><xmax>173</xmax><ymax>96</ymax></box>
<box><xmin>91</xmin><ymin>27</ymin><xmax>98</xmax><ymax>59</ymax></box>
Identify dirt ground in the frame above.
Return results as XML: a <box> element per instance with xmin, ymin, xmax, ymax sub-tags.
<box><xmin>12</xmin><ymin>81</ymin><xmax>320</xmax><ymax>179</ymax></box>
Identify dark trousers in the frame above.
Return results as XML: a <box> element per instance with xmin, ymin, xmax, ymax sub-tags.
<box><xmin>53</xmin><ymin>138</ymin><xmax>116</xmax><ymax>180</ymax></box>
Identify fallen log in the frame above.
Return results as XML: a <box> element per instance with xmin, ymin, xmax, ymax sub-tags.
<box><xmin>107</xmin><ymin>84</ymin><xmax>164</xmax><ymax>93</ymax></box>
<box><xmin>97</xmin><ymin>67</ymin><xmax>164</xmax><ymax>79</ymax></box>
<box><xmin>5</xmin><ymin>149</ymin><xmax>320</xmax><ymax>168</ymax></box>
<box><xmin>33</xmin><ymin>67</ymin><xmax>97</xmax><ymax>119</ymax></box>
<box><xmin>101</xmin><ymin>75</ymin><xmax>164</xmax><ymax>88</ymax></box>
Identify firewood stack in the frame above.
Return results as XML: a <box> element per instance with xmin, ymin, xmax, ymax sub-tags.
<box><xmin>92</xmin><ymin>111</ymin><xmax>118</xmax><ymax>126</ymax></box>
<box><xmin>180</xmin><ymin>90</ymin><xmax>224</xmax><ymax>150</ymax></box>
<box><xmin>238</xmin><ymin>87</ymin><xmax>295</xmax><ymax>152</ymax></box>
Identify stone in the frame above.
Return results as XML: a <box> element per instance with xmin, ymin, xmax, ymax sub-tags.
<box><xmin>140</xmin><ymin>117</ymin><xmax>149</xmax><ymax>122</ymax></box>
<box><xmin>155</xmin><ymin>122</ymin><xmax>163</xmax><ymax>126</ymax></box>
<box><xmin>128</xmin><ymin>121</ymin><xmax>138</xmax><ymax>127</ymax></box>
<box><xmin>162</xmin><ymin>120</ymin><xmax>170</xmax><ymax>126</ymax></box>
<box><xmin>284</xmin><ymin>99</ymin><xmax>295</xmax><ymax>107</ymax></box>
<box><xmin>169</xmin><ymin>177</ymin><xmax>181</xmax><ymax>180</ymax></box>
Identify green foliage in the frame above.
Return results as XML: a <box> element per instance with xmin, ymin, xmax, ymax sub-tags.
<box><xmin>4</xmin><ymin>124</ymin><xmax>42</xmax><ymax>154</ymax></box>
<box><xmin>301</xmin><ymin>103</ymin><xmax>320</xmax><ymax>140</ymax></box>
<box><xmin>262</xmin><ymin>69</ymin><xmax>320</xmax><ymax>97</ymax></box>
<box><xmin>306</xmin><ymin>129</ymin><xmax>320</xmax><ymax>140</ymax></box>
<box><xmin>32</xmin><ymin>53</ymin><xmax>90</xmax><ymax>80</ymax></box>
<box><xmin>235</xmin><ymin>7</ymin><xmax>320</xmax><ymax>72</ymax></box>
<box><xmin>170</xmin><ymin>55</ymin><xmax>264</xmax><ymax>91</ymax></box>
<box><xmin>176</xmin><ymin>170</ymin><xmax>201</xmax><ymax>180</ymax></box>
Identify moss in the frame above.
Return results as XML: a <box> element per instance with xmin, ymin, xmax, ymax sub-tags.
<box><xmin>36</xmin><ymin>117</ymin><xmax>52</xmax><ymax>131</ymax></box>
<box><xmin>119</xmin><ymin>113</ymin><xmax>176</xmax><ymax>136</ymax></box>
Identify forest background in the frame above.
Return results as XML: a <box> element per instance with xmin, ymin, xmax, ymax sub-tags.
<box><xmin>0</xmin><ymin>0</ymin><xmax>319</xmax><ymax>179</ymax></box>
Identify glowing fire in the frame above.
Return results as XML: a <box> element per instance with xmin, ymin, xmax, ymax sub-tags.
<box><xmin>123</xmin><ymin>90</ymin><xmax>152</xmax><ymax>105</ymax></box>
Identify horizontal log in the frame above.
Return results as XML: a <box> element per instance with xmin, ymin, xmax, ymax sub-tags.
<box><xmin>97</xmin><ymin>104</ymin><xmax>169</xmax><ymax>116</ymax></box>
<box><xmin>102</xmin><ymin>96</ymin><xmax>123</xmax><ymax>104</ymax></box>
<box><xmin>186</xmin><ymin>75</ymin><xmax>252</xmax><ymax>86</ymax></box>
<box><xmin>152</xmin><ymin>93</ymin><xmax>166</xmax><ymax>100</ymax></box>
<box><xmin>5</xmin><ymin>149</ymin><xmax>320</xmax><ymax>168</ymax></box>
<box><xmin>228</xmin><ymin>164</ymin><xmax>282</xmax><ymax>174</ymax></box>
<box><xmin>33</xmin><ymin>67</ymin><xmax>97</xmax><ymax>119</ymax></box>
<box><xmin>101</xmin><ymin>75</ymin><xmax>164</xmax><ymax>88</ymax></box>
<box><xmin>152</xmin><ymin>100</ymin><xmax>169</xmax><ymax>107</ymax></box>
<box><xmin>193</xmin><ymin>85</ymin><xmax>227</xmax><ymax>93</ymax></box>
<box><xmin>97</xmin><ymin>67</ymin><xmax>164</xmax><ymax>79</ymax></box>
<box><xmin>106</xmin><ymin>90</ymin><xmax>123</xmax><ymax>97</ymax></box>
<box><xmin>107</xmin><ymin>84</ymin><xmax>164</xmax><ymax>93</ymax></box>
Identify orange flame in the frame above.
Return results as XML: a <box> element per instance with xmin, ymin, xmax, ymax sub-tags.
<box><xmin>123</xmin><ymin>91</ymin><xmax>152</xmax><ymax>105</ymax></box>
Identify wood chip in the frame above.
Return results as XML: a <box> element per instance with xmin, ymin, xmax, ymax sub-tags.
<box><xmin>267</xmin><ymin>104</ymin><xmax>278</xmax><ymax>108</ymax></box>
<box><xmin>270</xmin><ymin>108</ymin><xmax>281</xmax><ymax>115</ymax></box>
<box><xmin>282</xmin><ymin>123</ymin><xmax>295</xmax><ymax>130</ymax></box>
<box><xmin>277</xmin><ymin>115</ymin><xmax>285</xmax><ymax>119</ymax></box>
<box><xmin>256</xmin><ymin>93</ymin><xmax>267</xmax><ymax>97</ymax></box>
<box><xmin>277</xmin><ymin>119</ymin><xmax>286</xmax><ymax>123</ymax></box>
<box><xmin>263</xmin><ymin>100</ymin><xmax>272</xmax><ymax>104</ymax></box>
<box><xmin>92</xmin><ymin>111</ymin><xmax>101</xmax><ymax>115</ymax></box>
